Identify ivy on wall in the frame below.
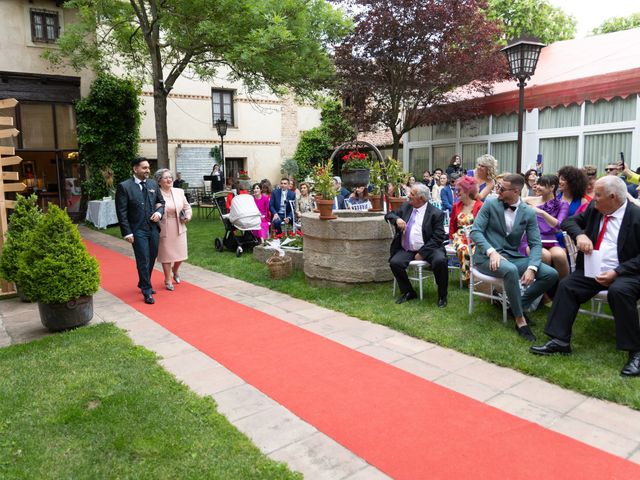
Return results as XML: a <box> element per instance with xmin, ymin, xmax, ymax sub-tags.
<box><xmin>75</xmin><ymin>74</ymin><xmax>141</xmax><ymax>200</ymax></box>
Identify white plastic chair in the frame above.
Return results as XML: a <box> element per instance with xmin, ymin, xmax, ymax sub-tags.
<box><xmin>465</xmin><ymin>226</ymin><xmax>509</xmax><ymax>324</ymax></box>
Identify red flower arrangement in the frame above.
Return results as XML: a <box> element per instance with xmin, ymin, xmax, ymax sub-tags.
<box><xmin>341</xmin><ymin>150</ymin><xmax>371</xmax><ymax>169</ymax></box>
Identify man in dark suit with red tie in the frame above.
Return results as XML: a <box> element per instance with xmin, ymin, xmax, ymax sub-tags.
<box><xmin>115</xmin><ymin>157</ymin><xmax>165</xmax><ymax>304</ymax></box>
<box><xmin>385</xmin><ymin>183</ymin><xmax>448</xmax><ymax>307</ymax></box>
<box><xmin>531</xmin><ymin>176</ymin><xmax>640</xmax><ymax>376</ymax></box>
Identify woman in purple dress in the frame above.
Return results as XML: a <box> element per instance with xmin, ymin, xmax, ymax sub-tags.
<box><xmin>252</xmin><ymin>183</ymin><xmax>270</xmax><ymax>242</ymax></box>
<box><xmin>522</xmin><ymin>174</ymin><xmax>570</xmax><ymax>279</ymax></box>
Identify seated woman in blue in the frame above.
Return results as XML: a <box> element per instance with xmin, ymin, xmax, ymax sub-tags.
<box><xmin>474</xmin><ymin>154</ymin><xmax>497</xmax><ymax>202</ymax></box>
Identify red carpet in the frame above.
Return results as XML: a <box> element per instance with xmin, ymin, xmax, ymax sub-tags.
<box><xmin>86</xmin><ymin>240</ymin><xmax>640</xmax><ymax>479</ymax></box>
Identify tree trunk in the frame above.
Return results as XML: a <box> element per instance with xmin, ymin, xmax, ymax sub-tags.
<box><xmin>153</xmin><ymin>88</ymin><xmax>170</xmax><ymax>169</ymax></box>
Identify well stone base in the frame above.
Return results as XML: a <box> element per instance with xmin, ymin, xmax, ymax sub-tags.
<box><xmin>301</xmin><ymin>210</ymin><xmax>393</xmax><ymax>284</ymax></box>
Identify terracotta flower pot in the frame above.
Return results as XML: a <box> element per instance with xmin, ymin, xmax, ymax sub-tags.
<box><xmin>316</xmin><ymin>199</ymin><xmax>336</xmax><ymax>220</ymax></box>
<box><xmin>387</xmin><ymin>196</ymin><xmax>407</xmax><ymax>212</ymax></box>
<box><xmin>369</xmin><ymin>194</ymin><xmax>383</xmax><ymax>212</ymax></box>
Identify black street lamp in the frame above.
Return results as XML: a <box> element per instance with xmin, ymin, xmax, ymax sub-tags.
<box><xmin>215</xmin><ymin>118</ymin><xmax>228</xmax><ymax>179</ymax></box>
<box><xmin>501</xmin><ymin>37</ymin><xmax>545</xmax><ymax>174</ymax></box>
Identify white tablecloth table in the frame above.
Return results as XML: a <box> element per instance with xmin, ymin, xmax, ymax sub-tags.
<box><xmin>85</xmin><ymin>199</ymin><xmax>118</xmax><ymax>229</ymax></box>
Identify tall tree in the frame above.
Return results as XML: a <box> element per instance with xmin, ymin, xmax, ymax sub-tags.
<box><xmin>592</xmin><ymin>13</ymin><xmax>640</xmax><ymax>35</ymax></box>
<box><xmin>334</xmin><ymin>0</ymin><xmax>507</xmax><ymax>159</ymax></box>
<box><xmin>486</xmin><ymin>0</ymin><xmax>576</xmax><ymax>44</ymax></box>
<box><xmin>48</xmin><ymin>0</ymin><xmax>350</xmax><ymax>168</ymax></box>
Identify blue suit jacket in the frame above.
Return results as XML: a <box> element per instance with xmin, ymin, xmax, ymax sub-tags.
<box><xmin>470</xmin><ymin>197</ymin><xmax>542</xmax><ymax>269</ymax></box>
<box><xmin>440</xmin><ymin>185</ymin><xmax>453</xmax><ymax>212</ymax></box>
<box><xmin>269</xmin><ymin>188</ymin><xmax>296</xmax><ymax>219</ymax></box>
<box><xmin>115</xmin><ymin>177</ymin><xmax>165</xmax><ymax>237</ymax></box>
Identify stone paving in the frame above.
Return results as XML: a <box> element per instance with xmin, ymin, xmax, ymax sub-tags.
<box><xmin>1</xmin><ymin>226</ymin><xmax>639</xmax><ymax>478</ymax></box>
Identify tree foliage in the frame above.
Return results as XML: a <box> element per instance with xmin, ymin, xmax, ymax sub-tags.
<box><xmin>486</xmin><ymin>0</ymin><xmax>576</xmax><ymax>44</ymax></box>
<box><xmin>592</xmin><ymin>13</ymin><xmax>640</xmax><ymax>35</ymax></box>
<box><xmin>16</xmin><ymin>205</ymin><xmax>100</xmax><ymax>303</ymax></box>
<box><xmin>49</xmin><ymin>0</ymin><xmax>351</xmax><ymax>168</ymax></box>
<box><xmin>335</xmin><ymin>0</ymin><xmax>507</xmax><ymax>158</ymax></box>
<box><xmin>75</xmin><ymin>74</ymin><xmax>141</xmax><ymax>200</ymax></box>
<box><xmin>292</xmin><ymin>99</ymin><xmax>356</xmax><ymax>180</ymax></box>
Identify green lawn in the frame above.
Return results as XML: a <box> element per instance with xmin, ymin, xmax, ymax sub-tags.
<box><xmin>0</xmin><ymin>323</ymin><xmax>301</xmax><ymax>480</ymax></box>
<box><xmin>99</xmin><ymin>209</ymin><xmax>640</xmax><ymax>410</ymax></box>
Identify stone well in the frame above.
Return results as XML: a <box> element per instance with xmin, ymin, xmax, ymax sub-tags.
<box><xmin>301</xmin><ymin>210</ymin><xmax>393</xmax><ymax>286</ymax></box>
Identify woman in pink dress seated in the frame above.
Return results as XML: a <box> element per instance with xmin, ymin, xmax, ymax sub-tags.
<box><xmin>252</xmin><ymin>183</ymin><xmax>270</xmax><ymax>242</ymax></box>
<box><xmin>155</xmin><ymin>169</ymin><xmax>192</xmax><ymax>291</ymax></box>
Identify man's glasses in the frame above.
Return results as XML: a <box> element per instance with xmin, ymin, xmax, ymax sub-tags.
<box><xmin>604</xmin><ymin>168</ymin><xmax>619</xmax><ymax>172</ymax></box>
<box><xmin>496</xmin><ymin>185</ymin><xmax>515</xmax><ymax>193</ymax></box>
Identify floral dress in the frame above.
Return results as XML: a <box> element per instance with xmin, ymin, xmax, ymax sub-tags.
<box><xmin>452</xmin><ymin>212</ymin><xmax>476</xmax><ymax>282</ymax></box>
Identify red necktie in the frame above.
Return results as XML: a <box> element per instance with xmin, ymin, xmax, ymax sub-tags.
<box><xmin>594</xmin><ymin>215</ymin><xmax>611</xmax><ymax>250</ymax></box>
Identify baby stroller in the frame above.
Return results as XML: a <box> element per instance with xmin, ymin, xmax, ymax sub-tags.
<box><xmin>214</xmin><ymin>193</ymin><xmax>261</xmax><ymax>257</ymax></box>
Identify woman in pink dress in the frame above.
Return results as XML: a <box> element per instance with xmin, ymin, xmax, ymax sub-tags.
<box><xmin>155</xmin><ymin>169</ymin><xmax>192</xmax><ymax>290</ymax></box>
<box><xmin>252</xmin><ymin>183</ymin><xmax>270</xmax><ymax>242</ymax></box>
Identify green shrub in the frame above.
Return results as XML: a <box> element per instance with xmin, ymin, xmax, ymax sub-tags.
<box><xmin>0</xmin><ymin>194</ymin><xmax>42</xmax><ymax>283</ymax></box>
<box><xmin>16</xmin><ymin>205</ymin><xmax>100</xmax><ymax>303</ymax></box>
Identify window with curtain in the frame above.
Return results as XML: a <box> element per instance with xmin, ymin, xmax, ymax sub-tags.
<box><xmin>433</xmin><ymin>121</ymin><xmax>456</xmax><ymax>140</ymax></box>
<box><xmin>461</xmin><ymin>143</ymin><xmax>488</xmax><ymax>172</ymax></box>
<box><xmin>584</xmin><ymin>96</ymin><xmax>637</xmax><ymax>125</ymax></box>
<box><xmin>30</xmin><ymin>9</ymin><xmax>59</xmax><ymax>43</ymax></box>
<box><xmin>408</xmin><ymin>125</ymin><xmax>432</xmax><ymax>142</ymax></box>
<box><xmin>409</xmin><ymin>147</ymin><xmax>430</xmax><ymax>176</ymax></box>
<box><xmin>491</xmin><ymin>112</ymin><xmax>520</xmax><ymax>134</ymax></box>
<box><xmin>539</xmin><ymin>136</ymin><xmax>578</xmax><ymax>174</ymax></box>
<box><xmin>211</xmin><ymin>89</ymin><xmax>234</xmax><ymax>126</ymax></box>
<box><xmin>583</xmin><ymin>132</ymin><xmax>632</xmax><ymax>174</ymax></box>
<box><xmin>20</xmin><ymin>103</ymin><xmax>55</xmax><ymax>149</ymax></box>
<box><xmin>461</xmin><ymin>117</ymin><xmax>489</xmax><ymax>137</ymax></box>
<box><xmin>433</xmin><ymin>144</ymin><xmax>456</xmax><ymax>171</ymax></box>
<box><xmin>54</xmin><ymin>104</ymin><xmax>78</xmax><ymax>150</ymax></box>
<box><xmin>490</xmin><ymin>141</ymin><xmax>517</xmax><ymax>174</ymax></box>
<box><xmin>539</xmin><ymin>104</ymin><xmax>580</xmax><ymax>129</ymax></box>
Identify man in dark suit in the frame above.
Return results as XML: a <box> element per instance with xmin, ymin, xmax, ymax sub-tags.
<box><xmin>531</xmin><ymin>176</ymin><xmax>640</xmax><ymax>376</ymax></box>
<box><xmin>269</xmin><ymin>178</ymin><xmax>296</xmax><ymax>234</ymax></box>
<box><xmin>385</xmin><ymin>183</ymin><xmax>448</xmax><ymax>307</ymax></box>
<box><xmin>115</xmin><ymin>157</ymin><xmax>165</xmax><ymax>304</ymax></box>
<box><xmin>471</xmin><ymin>174</ymin><xmax>558</xmax><ymax>341</ymax></box>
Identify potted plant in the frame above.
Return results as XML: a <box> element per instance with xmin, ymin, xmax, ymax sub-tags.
<box><xmin>0</xmin><ymin>194</ymin><xmax>42</xmax><ymax>300</ymax></box>
<box><xmin>237</xmin><ymin>170</ymin><xmax>252</xmax><ymax>191</ymax></box>
<box><xmin>368</xmin><ymin>161</ymin><xmax>386</xmax><ymax>212</ymax></box>
<box><xmin>16</xmin><ymin>204</ymin><xmax>100</xmax><ymax>331</ymax></box>
<box><xmin>341</xmin><ymin>150</ymin><xmax>371</xmax><ymax>189</ymax></box>
<box><xmin>384</xmin><ymin>157</ymin><xmax>409</xmax><ymax>211</ymax></box>
<box><xmin>311</xmin><ymin>160</ymin><xmax>338</xmax><ymax>220</ymax></box>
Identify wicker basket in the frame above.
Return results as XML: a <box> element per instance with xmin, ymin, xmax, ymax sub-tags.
<box><xmin>266</xmin><ymin>252</ymin><xmax>293</xmax><ymax>279</ymax></box>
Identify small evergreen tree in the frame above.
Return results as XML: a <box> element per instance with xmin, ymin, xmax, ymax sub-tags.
<box><xmin>16</xmin><ymin>205</ymin><xmax>100</xmax><ymax>303</ymax></box>
<box><xmin>0</xmin><ymin>194</ymin><xmax>43</xmax><ymax>283</ymax></box>
<box><xmin>76</xmin><ymin>74</ymin><xmax>141</xmax><ymax>199</ymax></box>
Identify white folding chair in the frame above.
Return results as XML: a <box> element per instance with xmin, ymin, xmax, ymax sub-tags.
<box><xmin>288</xmin><ymin>199</ymin><xmax>301</xmax><ymax>232</ymax></box>
<box><xmin>466</xmin><ymin>226</ymin><xmax>509</xmax><ymax>324</ymax></box>
<box><xmin>444</xmin><ymin>241</ymin><xmax>462</xmax><ymax>288</ymax></box>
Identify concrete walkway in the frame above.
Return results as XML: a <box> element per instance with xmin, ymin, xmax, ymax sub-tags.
<box><xmin>1</xmin><ymin>227</ymin><xmax>639</xmax><ymax>479</ymax></box>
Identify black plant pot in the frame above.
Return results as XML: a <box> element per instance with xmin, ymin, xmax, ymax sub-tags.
<box><xmin>341</xmin><ymin>169</ymin><xmax>370</xmax><ymax>189</ymax></box>
<box><xmin>37</xmin><ymin>296</ymin><xmax>94</xmax><ymax>332</ymax></box>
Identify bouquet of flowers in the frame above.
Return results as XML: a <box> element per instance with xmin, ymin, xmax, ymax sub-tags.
<box><xmin>311</xmin><ymin>160</ymin><xmax>337</xmax><ymax>198</ymax></box>
<box><xmin>267</xmin><ymin>230</ymin><xmax>303</xmax><ymax>250</ymax></box>
<box><xmin>341</xmin><ymin>150</ymin><xmax>371</xmax><ymax>170</ymax></box>
<box><xmin>238</xmin><ymin>170</ymin><xmax>250</xmax><ymax>180</ymax></box>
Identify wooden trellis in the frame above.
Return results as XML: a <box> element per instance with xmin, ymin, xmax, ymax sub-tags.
<box><xmin>0</xmin><ymin>98</ymin><xmax>26</xmax><ymax>296</ymax></box>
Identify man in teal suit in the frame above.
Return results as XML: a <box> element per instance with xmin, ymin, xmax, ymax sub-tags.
<box><xmin>471</xmin><ymin>174</ymin><xmax>558</xmax><ymax>341</ymax></box>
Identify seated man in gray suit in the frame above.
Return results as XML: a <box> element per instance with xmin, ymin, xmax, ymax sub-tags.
<box><xmin>471</xmin><ymin>174</ymin><xmax>558</xmax><ymax>341</ymax></box>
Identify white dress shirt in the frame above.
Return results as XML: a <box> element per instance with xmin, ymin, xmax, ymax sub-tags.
<box><xmin>406</xmin><ymin>203</ymin><xmax>428</xmax><ymax>251</ymax></box>
<box><xmin>600</xmin><ymin>201</ymin><xmax>627</xmax><ymax>273</ymax></box>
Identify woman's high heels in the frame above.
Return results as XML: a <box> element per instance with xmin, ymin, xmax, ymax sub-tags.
<box><xmin>165</xmin><ymin>281</ymin><xmax>174</xmax><ymax>291</ymax></box>
<box><xmin>173</xmin><ymin>272</ymin><xmax>181</xmax><ymax>284</ymax></box>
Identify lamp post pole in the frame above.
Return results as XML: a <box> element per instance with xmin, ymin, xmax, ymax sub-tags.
<box><xmin>215</xmin><ymin>118</ymin><xmax>228</xmax><ymax>182</ymax></box>
<box><xmin>501</xmin><ymin>37</ymin><xmax>545</xmax><ymax>174</ymax></box>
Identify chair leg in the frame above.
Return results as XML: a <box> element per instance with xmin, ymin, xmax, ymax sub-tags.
<box><xmin>468</xmin><ymin>276</ymin><xmax>474</xmax><ymax>314</ymax></box>
<box><xmin>501</xmin><ymin>287</ymin><xmax>508</xmax><ymax>324</ymax></box>
<box><xmin>417</xmin><ymin>267</ymin><xmax>424</xmax><ymax>300</ymax></box>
